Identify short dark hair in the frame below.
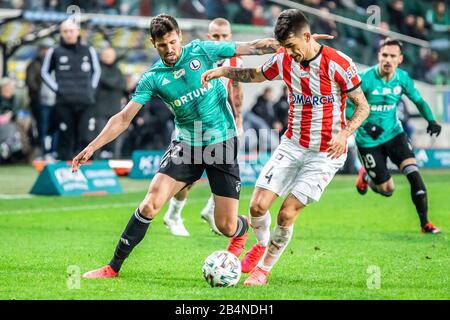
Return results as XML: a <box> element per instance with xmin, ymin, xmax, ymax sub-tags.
<box><xmin>274</xmin><ymin>9</ymin><xmax>310</xmax><ymax>42</ymax></box>
<box><xmin>149</xmin><ymin>14</ymin><xmax>180</xmax><ymax>40</ymax></box>
<box><xmin>379</xmin><ymin>38</ymin><xmax>403</xmax><ymax>51</ymax></box>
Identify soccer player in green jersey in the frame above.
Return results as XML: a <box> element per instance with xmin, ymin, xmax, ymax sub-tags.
<box><xmin>347</xmin><ymin>38</ymin><xmax>442</xmax><ymax>234</ymax></box>
<box><xmin>162</xmin><ymin>18</ymin><xmax>244</xmax><ymax>237</ymax></box>
<box><xmin>72</xmin><ymin>14</ymin><xmax>282</xmax><ymax>278</ymax></box>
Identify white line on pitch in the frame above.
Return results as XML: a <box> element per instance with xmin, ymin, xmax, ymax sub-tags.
<box><xmin>0</xmin><ymin>194</ymin><xmax>34</xmax><ymax>199</ymax></box>
<box><xmin>0</xmin><ymin>194</ymin><xmax>252</xmax><ymax>216</ymax></box>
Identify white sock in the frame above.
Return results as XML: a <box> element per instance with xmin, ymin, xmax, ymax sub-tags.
<box><xmin>258</xmin><ymin>224</ymin><xmax>293</xmax><ymax>272</ymax></box>
<box><xmin>201</xmin><ymin>195</ymin><xmax>215</xmax><ymax>216</ymax></box>
<box><xmin>165</xmin><ymin>197</ymin><xmax>186</xmax><ymax>220</ymax></box>
<box><xmin>250</xmin><ymin>211</ymin><xmax>271</xmax><ymax>247</ymax></box>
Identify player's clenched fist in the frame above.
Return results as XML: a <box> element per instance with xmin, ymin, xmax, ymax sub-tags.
<box><xmin>72</xmin><ymin>145</ymin><xmax>95</xmax><ymax>173</ymax></box>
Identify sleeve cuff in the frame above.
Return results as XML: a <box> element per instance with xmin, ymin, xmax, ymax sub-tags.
<box><xmin>342</xmin><ymin>81</ymin><xmax>361</xmax><ymax>94</ymax></box>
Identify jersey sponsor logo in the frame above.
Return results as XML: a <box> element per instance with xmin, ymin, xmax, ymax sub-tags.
<box><xmin>346</xmin><ymin>65</ymin><xmax>358</xmax><ymax>80</ymax></box>
<box><xmin>370</xmin><ymin>104</ymin><xmax>396</xmax><ymax>112</ymax></box>
<box><xmin>371</xmin><ymin>89</ymin><xmax>380</xmax><ymax>95</ymax></box>
<box><xmin>173</xmin><ymin>69</ymin><xmax>185</xmax><ymax>79</ymax></box>
<box><xmin>161</xmin><ymin>78</ymin><xmax>171</xmax><ymax>86</ymax></box>
<box><xmin>169</xmin><ymin>82</ymin><xmax>213</xmax><ymax>108</ymax></box>
<box><xmin>288</xmin><ymin>93</ymin><xmax>335</xmax><ymax>105</ymax></box>
<box><xmin>59</xmin><ymin>56</ymin><xmax>69</xmax><ymax>63</ymax></box>
<box><xmin>189</xmin><ymin>59</ymin><xmax>201</xmax><ymax>70</ymax></box>
<box><xmin>299</xmin><ymin>71</ymin><xmax>310</xmax><ymax>78</ymax></box>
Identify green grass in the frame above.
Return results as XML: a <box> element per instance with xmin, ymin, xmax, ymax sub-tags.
<box><xmin>0</xmin><ymin>165</ymin><xmax>449</xmax><ymax>299</ymax></box>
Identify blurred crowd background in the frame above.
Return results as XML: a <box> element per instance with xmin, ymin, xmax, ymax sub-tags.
<box><xmin>0</xmin><ymin>0</ymin><xmax>448</xmax><ymax>171</ymax></box>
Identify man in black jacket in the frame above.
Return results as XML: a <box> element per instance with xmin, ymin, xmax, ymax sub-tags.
<box><xmin>41</xmin><ymin>19</ymin><xmax>101</xmax><ymax>160</ymax></box>
<box><xmin>272</xmin><ymin>86</ymin><xmax>290</xmax><ymax>137</ymax></box>
<box><xmin>250</xmin><ymin>87</ymin><xmax>275</xmax><ymax>127</ymax></box>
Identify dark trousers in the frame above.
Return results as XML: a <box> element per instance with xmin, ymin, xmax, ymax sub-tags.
<box><xmin>55</xmin><ymin>103</ymin><xmax>95</xmax><ymax>160</ymax></box>
<box><xmin>30</xmin><ymin>102</ymin><xmax>58</xmax><ymax>154</ymax></box>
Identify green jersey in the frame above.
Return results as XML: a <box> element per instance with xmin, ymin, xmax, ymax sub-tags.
<box><xmin>131</xmin><ymin>39</ymin><xmax>237</xmax><ymax>146</ymax></box>
<box><xmin>347</xmin><ymin>65</ymin><xmax>435</xmax><ymax>148</ymax></box>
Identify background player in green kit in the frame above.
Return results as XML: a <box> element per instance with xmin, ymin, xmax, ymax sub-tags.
<box><xmin>71</xmin><ymin>14</ymin><xmax>282</xmax><ymax>279</ymax></box>
<box><xmin>347</xmin><ymin>38</ymin><xmax>442</xmax><ymax>234</ymax></box>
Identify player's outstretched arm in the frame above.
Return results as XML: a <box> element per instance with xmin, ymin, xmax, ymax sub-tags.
<box><xmin>235</xmin><ymin>38</ymin><xmax>280</xmax><ymax>56</ymax></box>
<box><xmin>72</xmin><ymin>101</ymin><xmax>143</xmax><ymax>172</ymax></box>
<box><xmin>327</xmin><ymin>87</ymin><xmax>370</xmax><ymax>159</ymax></box>
<box><xmin>201</xmin><ymin>66</ymin><xmax>266</xmax><ymax>87</ymax></box>
<box><xmin>235</xmin><ymin>34</ymin><xmax>334</xmax><ymax>56</ymax></box>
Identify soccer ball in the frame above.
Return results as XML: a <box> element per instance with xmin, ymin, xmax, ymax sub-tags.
<box><xmin>202</xmin><ymin>250</ymin><xmax>241</xmax><ymax>287</ymax></box>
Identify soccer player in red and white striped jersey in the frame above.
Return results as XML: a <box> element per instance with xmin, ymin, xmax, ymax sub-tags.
<box><xmin>202</xmin><ymin>9</ymin><xmax>370</xmax><ymax>286</ymax></box>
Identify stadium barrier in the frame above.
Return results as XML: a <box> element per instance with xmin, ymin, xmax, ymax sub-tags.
<box><xmin>30</xmin><ymin>160</ymin><xmax>122</xmax><ymax>196</ymax></box>
<box><xmin>415</xmin><ymin>148</ymin><xmax>450</xmax><ymax>168</ymax></box>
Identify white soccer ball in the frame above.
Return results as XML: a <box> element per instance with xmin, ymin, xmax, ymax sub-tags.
<box><xmin>202</xmin><ymin>250</ymin><xmax>241</xmax><ymax>287</ymax></box>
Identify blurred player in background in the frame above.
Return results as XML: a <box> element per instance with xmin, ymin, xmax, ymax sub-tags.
<box><xmin>348</xmin><ymin>38</ymin><xmax>442</xmax><ymax>234</ymax></box>
<box><xmin>162</xmin><ymin>18</ymin><xmax>244</xmax><ymax>237</ymax></box>
<box><xmin>202</xmin><ymin>9</ymin><xmax>370</xmax><ymax>286</ymax></box>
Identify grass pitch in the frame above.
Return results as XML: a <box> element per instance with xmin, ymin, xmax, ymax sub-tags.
<box><xmin>0</xmin><ymin>165</ymin><xmax>449</xmax><ymax>300</ymax></box>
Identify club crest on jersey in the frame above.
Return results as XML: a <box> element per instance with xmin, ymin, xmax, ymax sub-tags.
<box><xmin>189</xmin><ymin>59</ymin><xmax>201</xmax><ymax>70</ymax></box>
<box><xmin>393</xmin><ymin>85</ymin><xmax>402</xmax><ymax>94</ymax></box>
<box><xmin>288</xmin><ymin>93</ymin><xmax>334</xmax><ymax>105</ymax></box>
<box><xmin>59</xmin><ymin>56</ymin><xmax>69</xmax><ymax>63</ymax></box>
<box><xmin>173</xmin><ymin>69</ymin><xmax>185</xmax><ymax>79</ymax></box>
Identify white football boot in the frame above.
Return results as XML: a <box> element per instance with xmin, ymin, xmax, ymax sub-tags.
<box><xmin>163</xmin><ymin>215</ymin><xmax>190</xmax><ymax>237</ymax></box>
<box><xmin>201</xmin><ymin>197</ymin><xmax>222</xmax><ymax>235</ymax></box>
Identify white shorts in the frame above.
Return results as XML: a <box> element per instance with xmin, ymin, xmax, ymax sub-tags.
<box><xmin>255</xmin><ymin>137</ymin><xmax>347</xmax><ymax>205</ymax></box>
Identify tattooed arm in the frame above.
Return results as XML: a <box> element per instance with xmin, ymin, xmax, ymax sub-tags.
<box><xmin>201</xmin><ymin>66</ymin><xmax>266</xmax><ymax>87</ymax></box>
<box><xmin>229</xmin><ymin>80</ymin><xmax>244</xmax><ymax>133</ymax></box>
<box><xmin>235</xmin><ymin>38</ymin><xmax>280</xmax><ymax>56</ymax></box>
<box><xmin>327</xmin><ymin>86</ymin><xmax>370</xmax><ymax>159</ymax></box>
<box><xmin>234</xmin><ymin>34</ymin><xmax>334</xmax><ymax>56</ymax></box>
<box><xmin>343</xmin><ymin>86</ymin><xmax>370</xmax><ymax>136</ymax></box>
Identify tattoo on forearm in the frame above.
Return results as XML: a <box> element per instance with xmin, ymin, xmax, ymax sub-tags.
<box><xmin>344</xmin><ymin>87</ymin><xmax>369</xmax><ymax>135</ymax></box>
<box><xmin>236</xmin><ymin>38</ymin><xmax>280</xmax><ymax>55</ymax></box>
<box><xmin>225</xmin><ymin>68</ymin><xmax>259</xmax><ymax>82</ymax></box>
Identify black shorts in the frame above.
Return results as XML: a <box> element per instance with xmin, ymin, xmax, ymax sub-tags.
<box><xmin>158</xmin><ymin>137</ymin><xmax>240</xmax><ymax>199</ymax></box>
<box><xmin>357</xmin><ymin>132</ymin><xmax>415</xmax><ymax>184</ymax></box>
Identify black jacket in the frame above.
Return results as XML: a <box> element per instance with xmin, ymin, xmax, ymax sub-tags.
<box><xmin>41</xmin><ymin>37</ymin><xmax>101</xmax><ymax>106</ymax></box>
<box><xmin>95</xmin><ymin>61</ymin><xmax>126</xmax><ymax>117</ymax></box>
<box><xmin>26</xmin><ymin>56</ymin><xmax>43</xmax><ymax>105</ymax></box>
<box><xmin>273</xmin><ymin>94</ymin><xmax>290</xmax><ymax>132</ymax></box>
<box><xmin>251</xmin><ymin>96</ymin><xmax>275</xmax><ymax>127</ymax></box>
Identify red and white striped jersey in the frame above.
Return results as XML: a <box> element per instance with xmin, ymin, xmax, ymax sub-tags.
<box><xmin>261</xmin><ymin>46</ymin><xmax>361</xmax><ymax>152</ymax></box>
<box><xmin>218</xmin><ymin>56</ymin><xmax>244</xmax><ymax>92</ymax></box>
